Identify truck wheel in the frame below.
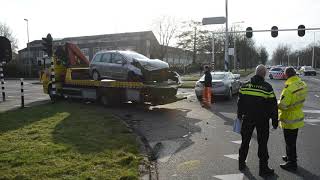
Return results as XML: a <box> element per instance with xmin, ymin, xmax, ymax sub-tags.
<box><xmin>92</xmin><ymin>70</ymin><xmax>100</xmax><ymax>81</ymax></box>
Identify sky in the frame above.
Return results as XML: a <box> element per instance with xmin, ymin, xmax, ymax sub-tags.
<box><xmin>1</xmin><ymin>0</ymin><xmax>320</xmax><ymax>57</ymax></box>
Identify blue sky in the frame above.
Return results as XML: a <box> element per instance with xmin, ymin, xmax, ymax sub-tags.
<box><xmin>1</xmin><ymin>0</ymin><xmax>320</xmax><ymax>56</ymax></box>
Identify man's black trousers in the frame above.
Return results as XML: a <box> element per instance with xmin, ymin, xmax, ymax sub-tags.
<box><xmin>239</xmin><ymin>117</ymin><xmax>269</xmax><ymax>165</ymax></box>
<box><xmin>283</xmin><ymin>128</ymin><xmax>299</xmax><ymax>162</ymax></box>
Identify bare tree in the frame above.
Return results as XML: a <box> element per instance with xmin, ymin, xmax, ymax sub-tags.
<box><xmin>0</xmin><ymin>22</ymin><xmax>18</xmax><ymax>52</ymax></box>
<box><xmin>154</xmin><ymin>16</ymin><xmax>178</xmax><ymax>60</ymax></box>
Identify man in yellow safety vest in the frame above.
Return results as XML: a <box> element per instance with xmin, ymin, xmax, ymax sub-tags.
<box><xmin>278</xmin><ymin>67</ymin><xmax>308</xmax><ymax>171</ymax></box>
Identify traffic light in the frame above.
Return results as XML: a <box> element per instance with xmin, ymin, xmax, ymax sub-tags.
<box><xmin>271</xmin><ymin>26</ymin><xmax>278</xmax><ymax>38</ymax></box>
<box><xmin>0</xmin><ymin>36</ymin><xmax>12</xmax><ymax>63</ymax></box>
<box><xmin>298</xmin><ymin>25</ymin><xmax>305</xmax><ymax>37</ymax></box>
<box><xmin>246</xmin><ymin>27</ymin><xmax>253</xmax><ymax>38</ymax></box>
<box><xmin>42</xmin><ymin>33</ymin><xmax>53</xmax><ymax>57</ymax></box>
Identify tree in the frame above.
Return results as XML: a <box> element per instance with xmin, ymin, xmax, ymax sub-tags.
<box><xmin>176</xmin><ymin>20</ymin><xmax>210</xmax><ymax>64</ymax></box>
<box><xmin>272</xmin><ymin>45</ymin><xmax>290</xmax><ymax>66</ymax></box>
<box><xmin>153</xmin><ymin>16</ymin><xmax>178</xmax><ymax>60</ymax></box>
<box><xmin>259</xmin><ymin>47</ymin><xmax>268</xmax><ymax>65</ymax></box>
<box><xmin>0</xmin><ymin>22</ymin><xmax>18</xmax><ymax>52</ymax></box>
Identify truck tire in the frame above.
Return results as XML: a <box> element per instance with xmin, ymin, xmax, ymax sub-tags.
<box><xmin>92</xmin><ymin>70</ymin><xmax>100</xmax><ymax>81</ymax></box>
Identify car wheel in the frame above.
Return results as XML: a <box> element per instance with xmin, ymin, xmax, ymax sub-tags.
<box><xmin>226</xmin><ymin>88</ymin><xmax>232</xmax><ymax>100</ymax></box>
<box><xmin>196</xmin><ymin>95</ymin><xmax>202</xmax><ymax>101</ymax></box>
<box><xmin>92</xmin><ymin>70</ymin><xmax>100</xmax><ymax>80</ymax></box>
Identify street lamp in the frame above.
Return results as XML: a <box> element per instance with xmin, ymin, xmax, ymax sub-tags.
<box><xmin>24</xmin><ymin>18</ymin><xmax>31</xmax><ymax>76</ymax></box>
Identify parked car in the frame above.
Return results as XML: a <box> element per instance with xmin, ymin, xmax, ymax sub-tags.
<box><xmin>269</xmin><ymin>67</ymin><xmax>286</xmax><ymax>79</ymax></box>
<box><xmin>300</xmin><ymin>66</ymin><xmax>317</xmax><ymax>76</ymax></box>
<box><xmin>195</xmin><ymin>72</ymin><xmax>241</xmax><ymax>100</ymax></box>
<box><xmin>89</xmin><ymin>50</ymin><xmax>180</xmax><ymax>83</ymax></box>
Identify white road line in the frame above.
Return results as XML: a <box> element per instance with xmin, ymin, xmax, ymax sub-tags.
<box><xmin>305</xmin><ymin>119</ymin><xmax>320</xmax><ymax>123</ymax></box>
<box><xmin>311</xmin><ymin>78</ymin><xmax>320</xmax><ymax>82</ymax></box>
<box><xmin>213</xmin><ymin>173</ymin><xmax>244</xmax><ymax>180</ymax></box>
<box><xmin>231</xmin><ymin>140</ymin><xmax>242</xmax><ymax>144</ymax></box>
<box><xmin>304</xmin><ymin>110</ymin><xmax>320</xmax><ymax>114</ymax></box>
<box><xmin>315</xmin><ymin>95</ymin><xmax>320</xmax><ymax>98</ymax></box>
<box><xmin>224</xmin><ymin>154</ymin><xmax>239</xmax><ymax>161</ymax></box>
<box><xmin>308</xmin><ymin>123</ymin><xmax>319</xmax><ymax>126</ymax></box>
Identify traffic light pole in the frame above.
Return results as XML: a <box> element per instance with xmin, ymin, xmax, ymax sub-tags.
<box><xmin>211</xmin><ymin>27</ymin><xmax>320</xmax><ymax>35</ymax></box>
<box><xmin>0</xmin><ymin>62</ymin><xmax>5</xmax><ymax>101</ymax></box>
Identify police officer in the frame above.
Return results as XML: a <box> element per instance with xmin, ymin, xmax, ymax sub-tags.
<box><xmin>237</xmin><ymin>65</ymin><xmax>278</xmax><ymax>176</ymax></box>
<box><xmin>278</xmin><ymin>67</ymin><xmax>307</xmax><ymax>171</ymax></box>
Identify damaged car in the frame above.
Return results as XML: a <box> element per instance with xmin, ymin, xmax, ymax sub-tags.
<box><xmin>89</xmin><ymin>50</ymin><xmax>180</xmax><ymax>83</ymax></box>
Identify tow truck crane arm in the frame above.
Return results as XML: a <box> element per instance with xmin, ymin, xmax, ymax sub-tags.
<box><xmin>65</xmin><ymin>42</ymin><xmax>90</xmax><ymax>66</ymax></box>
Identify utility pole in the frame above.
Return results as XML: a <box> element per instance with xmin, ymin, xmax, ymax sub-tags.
<box><xmin>212</xmin><ymin>34</ymin><xmax>215</xmax><ymax>71</ymax></box>
<box><xmin>312</xmin><ymin>32</ymin><xmax>315</xmax><ymax>68</ymax></box>
<box><xmin>224</xmin><ymin>0</ymin><xmax>229</xmax><ymax>72</ymax></box>
<box><xmin>297</xmin><ymin>56</ymin><xmax>300</xmax><ymax>67</ymax></box>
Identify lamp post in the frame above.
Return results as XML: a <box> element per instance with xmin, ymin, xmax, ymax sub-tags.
<box><xmin>24</xmin><ymin>19</ymin><xmax>31</xmax><ymax>77</ymax></box>
<box><xmin>224</xmin><ymin>0</ymin><xmax>229</xmax><ymax>72</ymax></box>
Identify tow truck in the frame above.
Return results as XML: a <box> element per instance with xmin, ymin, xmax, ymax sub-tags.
<box><xmin>41</xmin><ymin>42</ymin><xmax>183</xmax><ymax>106</ymax></box>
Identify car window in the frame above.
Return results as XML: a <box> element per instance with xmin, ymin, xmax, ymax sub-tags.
<box><xmin>100</xmin><ymin>53</ymin><xmax>111</xmax><ymax>63</ymax></box>
<box><xmin>112</xmin><ymin>53</ymin><xmax>124</xmax><ymax>64</ymax></box>
<box><xmin>271</xmin><ymin>68</ymin><xmax>282</xmax><ymax>71</ymax></box>
<box><xmin>92</xmin><ymin>54</ymin><xmax>102</xmax><ymax>62</ymax></box>
<box><xmin>121</xmin><ymin>51</ymin><xmax>149</xmax><ymax>60</ymax></box>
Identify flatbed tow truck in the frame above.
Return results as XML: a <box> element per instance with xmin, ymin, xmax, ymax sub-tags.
<box><xmin>41</xmin><ymin>43</ymin><xmax>184</xmax><ymax>106</ymax></box>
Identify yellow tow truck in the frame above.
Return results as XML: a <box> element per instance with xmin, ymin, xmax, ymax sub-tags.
<box><xmin>41</xmin><ymin>43</ymin><xmax>183</xmax><ymax>106</ymax></box>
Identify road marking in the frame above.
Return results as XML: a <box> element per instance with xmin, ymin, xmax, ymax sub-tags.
<box><xmin>308</xmin><ymin>123</ymin><xmax>319</xmax><ymax>126</ymax></box>
<box><xmin>311</xmin><ymin>78</ymin><xmax>320</xmax><ymax>82</ymax></box>
<box><xmin>304</xmin><ymin>110</ymin><xmax>320</xmax><ymax>114</ymax></box>
<box><xmin>315</xmin><ymin>95</ymin><xmax>320</xmax><ymax>98</ymax></box>
<box><xmin>213</xmin><ymin>173</ymin><xmax>244</xmax><ymax>180</ymax></box>
<box><xmin>231</xmin><ymin>140</ymin><xmax>242</xmax><ymax>144</ymax></box>
<box><xmin>224</xmin><ymin>154</ymin><xmax>239</xmax><ymax>161</ymax></box>
<box><xmin>305</xmin><ymin>119</ymin><xmax>320</xmax><ymax>123</ymax></box>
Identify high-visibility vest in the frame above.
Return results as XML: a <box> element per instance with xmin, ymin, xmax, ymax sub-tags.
<box><xmin>278</xmin><ymin>76</ymin><xmax>308</xmax><ymax>129</ymax></box>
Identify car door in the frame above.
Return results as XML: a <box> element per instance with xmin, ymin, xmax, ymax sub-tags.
<box><xmin>99</xmin><ymin>52</ymin><xmax>112</xmax><ymax>78</ymax></box>
<box><xmin>109</xmin><ymin>53</ymin><xmax>128</xmax><ymax>80</ymax></box>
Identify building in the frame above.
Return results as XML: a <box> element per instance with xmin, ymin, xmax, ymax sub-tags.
<box><xmin>18</xmin><ymin>31</ymin><xmax>193</xmax><ymax>74</ymax></box>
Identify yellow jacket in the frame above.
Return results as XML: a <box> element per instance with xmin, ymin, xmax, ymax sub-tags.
<box><xmin>278</xmin><ymin>76</ymin><xmax>307</xmax><ymax>129</ymax></box>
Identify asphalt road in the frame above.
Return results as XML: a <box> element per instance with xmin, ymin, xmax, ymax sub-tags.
<box><xmin>1</xmin><ymin>74</ymin><xmax>319</xmax><ymax>180</ymax></box>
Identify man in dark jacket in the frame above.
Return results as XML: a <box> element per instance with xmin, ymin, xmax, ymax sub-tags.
<box><xmin>237</xmin><ymin>65</ymin><xmax>278</xmax><ymax>176</ymax></box>
<box><xmin>202</xmin><ymin>65</ymin><xmax>212</xmax><ymax>108</ymax></box>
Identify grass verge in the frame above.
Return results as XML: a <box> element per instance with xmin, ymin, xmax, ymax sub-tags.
<box><xmin>0</xmin><ymin>101</ymin><xmax>142</xmax><ymax>179</ymax></box>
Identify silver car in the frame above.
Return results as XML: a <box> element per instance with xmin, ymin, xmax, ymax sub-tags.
<box><xmin>89</xmin><ymin>50</ymin><xmax>177</xmax><ymax>82</ymax></box>
<box><xmin>195</xmin><ymin>72</ymin><xmax>241</xmax><ymax>100</ymax></box>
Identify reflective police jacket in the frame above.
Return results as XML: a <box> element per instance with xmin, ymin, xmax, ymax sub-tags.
<box><xmin>237</xmin><ymin>75</ymin><xmax>278</xmax><ymax>123</ymax></box>
<box><xmin>278</xmin><ymin>76</ymin><xmax>307</xmax><ymax>129</ymax></box>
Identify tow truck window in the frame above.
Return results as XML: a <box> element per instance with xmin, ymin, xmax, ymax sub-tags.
<box><xmin>101</xmin><ymin>53</ymin><xmax>111</xmax><ymax>63</ymax></box>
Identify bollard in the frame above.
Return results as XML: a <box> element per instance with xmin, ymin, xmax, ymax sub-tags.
<box><xmin>21</xmin><ymin>78</ymin><xmax>24</xmax><ymax>108</ymax></box>
<box><xmin>50</xmin><ymin>60</ymin><xmax>56</xmax><ymax>97</ymax></box>
<box><xmin>0</xmin><ymin>62</ymin><xmax>5</xmax><ymax>101</ymax></box>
